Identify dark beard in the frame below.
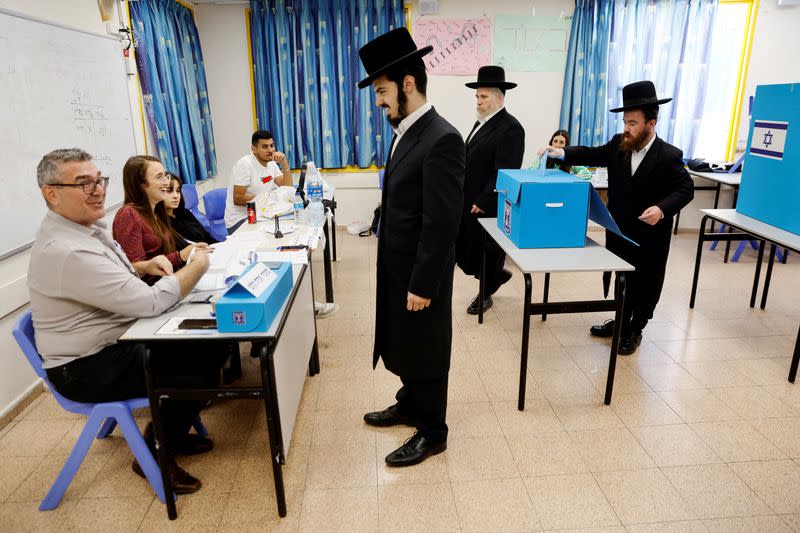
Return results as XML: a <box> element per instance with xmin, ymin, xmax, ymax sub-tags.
<box><xmin>619</xmin><ymin>129</ymin><xmax>649</xmax><ymax>153</ymax></box>
<box><xmin>387</xmin><ymin>89</ymin><xmax>408</xmax><ymax>128</ymax></box>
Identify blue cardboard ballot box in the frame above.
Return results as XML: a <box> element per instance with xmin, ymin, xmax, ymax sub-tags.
<box><xmin>737</xmin><ymin>83</ymin><xmax>800</xmax><ymax>236</ymax></box>
<box><xmin>215</xmin><ymin>262</ymin><xmax>293</xmax><ymax>333</ymax></box>
<box><xmin>496</xmin><ymin>169</ymin><xmax>635</xmax><ymax>249</ymax></box>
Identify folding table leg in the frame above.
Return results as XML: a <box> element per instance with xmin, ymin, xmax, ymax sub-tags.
<box><xmin>517</xmin><ymin>274</ymin><xmax>532</xmax><ymax>411</ymax></box>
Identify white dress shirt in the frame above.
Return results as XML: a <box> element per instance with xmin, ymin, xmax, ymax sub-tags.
<box><xmin>631</xmin><ymin>133</ymin><xmax>656</xmax><ymax>175</ymax></box>
<box><xmin>466</xmin><ymin>105</ymin><xmax>504</xmax><ymax>144</ymax></box>
<box><xmin>390</xmin><ymin>102</ymin><xmax>433</xmax><ymax>158</ymax></box>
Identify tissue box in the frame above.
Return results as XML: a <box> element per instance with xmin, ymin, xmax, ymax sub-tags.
<box><xmin>496</xmin><ymin>169</ymin><xmax>591</xmax><ymax>248</ymax></box>
<box><xmin>215</xmin><ymin>262</ymin><xmax>293</xmax><ymax>333</ymax></box>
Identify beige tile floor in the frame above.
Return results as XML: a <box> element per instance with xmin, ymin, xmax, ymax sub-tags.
<box><xmin>1</xmin><ymin>228</ymin><xmax>800</xmax><ymax>532</ymax></box>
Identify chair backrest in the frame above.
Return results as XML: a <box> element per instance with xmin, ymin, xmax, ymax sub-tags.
<box><xmin>12</xmin><ymin>311</ymin><xmax>47</xmax><ymax>379</ymax></box>
<box><xmin>181</xmin><ymin>183</ymin><xmax>199</xmax><ymax>211</ymax></box>
<box><xmin>12</xmin><ymin>310</ymin><xmax>95</xmax><ymax>414</ymax></box>
<box><xmin>203</xmin><ymin>188</ymin><xmax>227</xmax><ymax>221</ymax></box>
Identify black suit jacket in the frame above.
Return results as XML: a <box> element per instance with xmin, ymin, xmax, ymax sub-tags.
<box><xmin>374</xmin><ymin>107</ymin><xmax>465</xmax><ymax>378</ymax></box>
<box><xmin>564</xmin><ymin>134</ymin><xmax>693</xmax><ymax>264</ymax></box>
<box><xmin>464</xmin><ymin>108</ymin><xmax>526</xmax><ymax>216</ymax></box>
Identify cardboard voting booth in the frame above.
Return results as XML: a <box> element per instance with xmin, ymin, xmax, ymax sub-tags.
<box><xmin>737</xmin><ymin>83</ymin><xmax>800</xmax><ymax>236</ymax></box>
<box><xmin>216</xmin><ymin>262</ymin><xmax>293</xmax><ymax>333</ymax></box>
<box><xmin>496</xmin><ymin>169</ymin><xmax>634</xmax><ymax>249</ymax></box>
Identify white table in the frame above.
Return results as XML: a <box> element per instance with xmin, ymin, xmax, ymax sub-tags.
<box><xmin>120</xmin><ymin>263</ymin><xmax>318</xmax><ymax>520</ymax></box>
<box><xmin>689</xmin><ymin>209</ymin><xmax>800</xmax><ymax>382</ymax></box>
<box><xmin>478</xmin><ymin>219</ymin><xmax>634</xmax><ymax>406</ymax></box>
<box><xmin>676</xmin><ymin>170</ymin><xmax>742</xmax><ymax>238</ymax></box>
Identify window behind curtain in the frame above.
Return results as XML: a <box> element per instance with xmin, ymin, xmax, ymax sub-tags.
<box><xmin>130</xmin><ymin>0</ymin><xmax>217</xmax><ymax>184</ymax></box>
<box><xmin>248</xmin><ymin>0</ymin><xmax>405</xmax><ymax>169</ymax></box>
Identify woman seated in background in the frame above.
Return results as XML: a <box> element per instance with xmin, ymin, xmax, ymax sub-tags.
<box><xmin>164</xmin><ymin>174</ymin><xmax>218</xmax><ymax>247</ymax></box>
<box><xmin>114</xmin><ymin>155</ymin><xmax>207</xmax><ymax>283</ymax></box>
<box><xmin>531</xmin><ymin>129</ymin><xmax>592</xmax><ymax>179</ymax></box>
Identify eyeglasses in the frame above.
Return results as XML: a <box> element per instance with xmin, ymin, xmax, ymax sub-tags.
<box><xmin>49</xmin><ymin>176</ymin><xmax>110</xmax><ymax>195</ymax></box>
<box><xmin>152</xmin><ymin>172</ymin><xmax>172</xmax><ymax>184</ymax></box>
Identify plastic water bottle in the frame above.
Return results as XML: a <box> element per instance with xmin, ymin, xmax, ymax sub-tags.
<box><xmin>292</xmin><ymin>188</ymin><xmax>304</xmax><ymax>224</ymax></box>
<box><xmin>305</xmin><ymin>162</ymin><xmax>325</xmax><ymax>228</ymax></box>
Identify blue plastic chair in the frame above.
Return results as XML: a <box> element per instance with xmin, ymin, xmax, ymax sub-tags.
<box><xmin>202</xmin><ymin>188</ymin><xmax>229</xmax><ymax>242</ymax></box>
<box><xmin>180</xmin><ymin>183</ymin><xmax>211</xmax><ymax>231</ymax></box>
<box><xmin>11</xmin><ymin>311</ymin><xmax>206</xmax><ymax>510</ymax></box>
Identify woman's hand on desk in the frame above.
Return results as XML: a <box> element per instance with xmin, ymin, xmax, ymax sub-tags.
<box><xmin>179</xmin><ymin>242</ymin><xmax>211</xmax><ymax>263</ymax></box>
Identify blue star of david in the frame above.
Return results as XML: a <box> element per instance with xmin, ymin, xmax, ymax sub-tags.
<box><xmin>763</xmin><ymin>130</ymin><xmax>773</xmax><ymax>147</ymax></box>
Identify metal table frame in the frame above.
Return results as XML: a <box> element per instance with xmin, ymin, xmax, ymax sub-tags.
<box><xmin>477</xmin><ymin>219</ymin><xmax>633</xmax><ymax>408</ymax></box>
<box><xmin>689</xmin><ymin>209</ymin><xmax>800</xmax><ymax>382</ymax></box>
<box><xmin>121</xmin><ymin>264</ymin><xmax>319</xmax><ymax>520</ymax></box>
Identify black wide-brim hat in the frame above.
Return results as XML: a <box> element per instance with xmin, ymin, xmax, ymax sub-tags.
<box><xmin>609</xmin><ymin>80</ymin><xmax>672</xmax><ymax>113</ymax></box>
<box><xmin>465</xmin><ymin>65</ymin><xmax>517</xmax><ymax>90</ymax></box>
<box><xmin>357</xmin><ymin>28</ymin><xmax>433</xmax><ymax>89</ymax></box>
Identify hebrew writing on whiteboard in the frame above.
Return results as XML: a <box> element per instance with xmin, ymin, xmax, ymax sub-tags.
<box><xmin>412</xmin><ymin>18</ymin><xmax>492</xmax><ymax>75</ymax></box>
<box><xmin>0</xmin><ymin>10</ymin><xmax>136</xmax><ymax>258</ymax></box>
<box><xmin>492</xmin><ymin>15</ymin><xmax>571</xmax><ymax>72</ymax></box>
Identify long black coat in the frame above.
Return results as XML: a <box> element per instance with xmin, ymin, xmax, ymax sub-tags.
<box><xmin>564</xmin><ymin>134</ymin><xmax>694</xmax><ymax>316</ymax></box>
<box><xmin>456</xmin><ymin>108</ymin><xmax>525</xmax><ymax>275</ymax></box>
<box><xmin>373</xmin><ymin>108</ymin><xmax>465</xmax><ymax>380</ymax></box>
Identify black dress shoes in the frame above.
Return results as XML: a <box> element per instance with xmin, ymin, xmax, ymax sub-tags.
<box><xmin>467</xmin><ymin>294</ymin><xmax>493</xmax><ymax>315</ymax></box>
<box><xmin>132</xmin><ymin>457</ymin><xmax>202</xmax><ymax>494</ymax></box>
<box><xmin>363</xmin><ymin>404</ymin><xmax>413</xmax><ymax>428</ymax></box>
<box><xmin>385</xmin><ymin>432</ymin><xmax>447</xmax><ymax>467</ymax></box>
<box><xmin>589</xmin><ymin>319</ymin><xmax>615</xmax><ymax>338</ymax></box>
<box><xmin>618</xmin><ymin>333</ymin><xmax>643</xmax><ymax>355</ymax></box>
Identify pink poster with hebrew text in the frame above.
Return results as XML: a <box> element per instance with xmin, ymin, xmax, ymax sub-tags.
<box><xmin>412</xmin><ymin>18</ymin><xmax>492</xmax><ymax>76</ymax></box>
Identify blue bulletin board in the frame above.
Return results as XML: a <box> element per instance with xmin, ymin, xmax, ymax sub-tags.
<box><xmin>737</xmin><ymin>83</ymin><xmax>800</xmax><ymax>236</ymax></box>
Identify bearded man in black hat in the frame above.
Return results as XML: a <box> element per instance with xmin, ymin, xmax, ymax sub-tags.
<box><xmin>456</xmin><ymin>65</ymin><xmax>525</xmax><ymax>314</ymax></box>
<box><xmin>357</xmin><ymin>28</ymin><xmax>465</xmax><ymax>466</ymax></box>
<box><xmin>540</xmin><ymin>80</ymin><xmax>693</xmax><ymax>355</ymax></box>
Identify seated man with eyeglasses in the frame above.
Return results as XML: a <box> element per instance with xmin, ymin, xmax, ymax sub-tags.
<box><xmin>28</xmin><ymin>148</ymin><xmax>226</xmax><ymax>494</ymax></box>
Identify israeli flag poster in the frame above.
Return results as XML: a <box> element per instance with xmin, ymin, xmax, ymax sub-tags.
<box><xmin>750</xmin><ymin>120</ymin><xmax>788</xmax><ymax>160</ymax></box>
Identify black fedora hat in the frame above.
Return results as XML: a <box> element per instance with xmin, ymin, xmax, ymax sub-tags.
<box><xmin>357</xmin><ymin>28</ymin><xmax>433</xmax><ymax>89</ymax></box>
<box><xmin>609</xmin><ymin>80</ymin><xmax>672</xmax><ymax>113</ymax></box>
<box><xmin>465</xmin><ymin>65</ymin><xmax>517</xmax><ymax>91</ymax></box>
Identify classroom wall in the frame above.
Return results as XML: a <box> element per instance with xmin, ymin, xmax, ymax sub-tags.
<box><xmin>0</xmin><ymin>0</ymin><xmax>147</xmax><ymax>420</ymax></box>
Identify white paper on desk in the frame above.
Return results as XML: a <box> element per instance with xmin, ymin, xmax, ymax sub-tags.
<box><xmin>257</xmin><ymin>250</ymin><xmax>308</xmax><ymax>264</ymax></box>
<box><xmin>228</xmin><ymin>230</ymin><xmax>266</xmax><ymax>243</ymax></box>
<box><xmin>288</xmin><ymin>226</ymin><xmax>324</xmax><ymax>250</ymax></box>
<box><xmin>193</xmin><ymin>241</ymin><xmax>252</xmax><ymax>291</ymax></box>
<box><xmin>156</xmin><ymin>317</ymin><xmax>217</xmax><ymax>335</ymax></box>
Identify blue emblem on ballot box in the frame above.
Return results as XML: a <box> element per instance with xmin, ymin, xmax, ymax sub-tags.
<box><xmin>503</xmin><ymin>198</ymin><xmax>512</xmax><ymax>234</ymax></box>
<box><xmin>215</xmin><ymin>262</ymin><xmax>293</xmax><ymax>333</ymax></box>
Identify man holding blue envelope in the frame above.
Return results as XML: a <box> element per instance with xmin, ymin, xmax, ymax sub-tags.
<box><xmin>540</xmin><ymin>81</ymin><xmax>694</xmax><ymax>354</ymax></box>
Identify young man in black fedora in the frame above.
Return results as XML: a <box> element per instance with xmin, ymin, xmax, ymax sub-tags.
<box><xmin>540</xmin><ymin>80</ymin><xmax>693</xmax><ymax>355</ymax></box>
<box><xmin>456</xmin><ymin>65</ymin><xmax>525</xmax><ymax>314</ymax></box>
<box><xmin>357</xmin><ymin>28</ymin><xmax>465</xmax><ymax>466</ymax></box>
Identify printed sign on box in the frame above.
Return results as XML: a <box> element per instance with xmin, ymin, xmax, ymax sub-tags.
<box><xmin>412</xmin><ymin>18</ymin><xmax>492</xmax><ymax>75</ymax></box>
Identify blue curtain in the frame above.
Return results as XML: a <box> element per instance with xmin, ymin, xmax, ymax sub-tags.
<box><xmin>560</xmin><ymin>0</ymin><xmax>614</xmax><ymax>148</ymax></box>
<box><xmin>131</xmin><ymin>0</ymin><xmax>217</xmax><ymax>183</ymax></box>
<box><xmin>249</xmin><ymin>0</ymin><xmax>404</xmax><ymax>169</ymax></box>
<box><xmin>561</xmin><ymin>0</ymin><xmax>717</xmax><ymax>158</ymax></box>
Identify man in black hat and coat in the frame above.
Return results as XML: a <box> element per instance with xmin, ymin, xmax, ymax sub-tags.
<box><xmin>540</xmin><ymin>80</ymin><xmax>693</xmax><ymax>355</ymax></box>
<box><xmin>357</xmin><ymin>28</ymin><xmax>465</xmax><ymax>466</ymax></box>
<box><xmin>456</xmin><ymin>65</ymin><xmax>525</xmax><ymax>314</ymax></box>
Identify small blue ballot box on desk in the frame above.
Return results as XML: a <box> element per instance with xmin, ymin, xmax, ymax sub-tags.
<box><xmin>496</xmin><ymin>169</ymin><xmax>635</xmax><ymax>249</ymax></box>
<box><xmin>216</xmin><ymin>262</ymin><xmax>293</xmax><ymax>333</ymax></box>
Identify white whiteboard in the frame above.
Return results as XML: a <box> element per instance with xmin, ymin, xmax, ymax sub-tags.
<box><xmin>0</xmin><ymin>9</ymin><xmax>137</xmax><ymax>258</ymax></box>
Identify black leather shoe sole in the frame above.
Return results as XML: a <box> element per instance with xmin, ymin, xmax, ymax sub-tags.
<box><xmin>589</xmin><ymin>320</ymin><xmax>615</xmax><ymax>338</ymax></box>
<box><xmin>132</xmin><ymin>459</ymin><xmax>202</xmax><ymax>494</ymax></box>
<box><xmin>618</xmin><ymin>334</ymin><xmax>643</xmax><ymax>355</ymax></box>
<box><xmin>385</xmin><ymin>440</ymin><xmax>447</xmax><ymax>467</ymax></box>
<box><xmin>467</xmin><ymin>296</ymin><xmax>492</xmax><ymax>315</ymax></box>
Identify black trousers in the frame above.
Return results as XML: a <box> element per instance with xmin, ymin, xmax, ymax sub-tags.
<box><xmin>395</xmin><ymin>374</ymin><xmax>449</xmax><ymax>442</ymax></box>
<box><xmin>47</xmin><ymin>342</ymin><xmax>226</xmax><ymax>455</ymax></box>
<box><xmin>480</xmin><ymin>240</ymin><xmax>507</xmax><ymax>296</ymax></box>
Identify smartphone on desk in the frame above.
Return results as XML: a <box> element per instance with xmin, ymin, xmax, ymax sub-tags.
<box><xmin>177</xmin><ymin>318</ymin><xmax>217</xmax><ymax>330</ymax></box>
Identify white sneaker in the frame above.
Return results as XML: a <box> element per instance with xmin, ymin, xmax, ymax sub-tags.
<box><xmin>314</xmin><ymin>302</ymin><xmax>338</xmax><ymax>319</ymax></box>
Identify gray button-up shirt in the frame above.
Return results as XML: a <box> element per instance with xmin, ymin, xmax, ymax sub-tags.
<box><xmin>28</xmin><ymin>211</ymin><xmax>181</xmax><ymax>368</ymax></box>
